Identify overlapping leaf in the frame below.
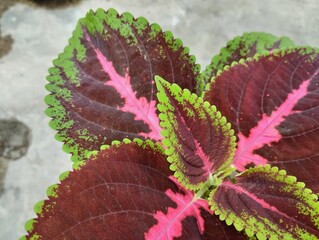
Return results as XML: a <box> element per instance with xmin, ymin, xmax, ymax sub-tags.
<box><xmin>199</xmin><ymin>32</ymin><xmax>294</xmax><ymax>95</ymax></box>
<box><xmin>22</xmin><ymin>140</ymin><xmax>247</xmax><ymax>240</ymax></box>
<box><xmin>204</xmin><ymin>48</ymin><xmax>319</xmax><ymax>193</ymax></box>
<box><xmin>209</xmin><ymin>165</ymin><xmax>319</xmax><ymax>239</ymax></box>
<box><xmin>156</xmin><ymin>77</ymin><xmax>236</xmax><ymax>190</ymax></box>
<box><xmin>46</xmin><ymin>8</ymin><xmax>200</xmax><ymax>161</ymax></box>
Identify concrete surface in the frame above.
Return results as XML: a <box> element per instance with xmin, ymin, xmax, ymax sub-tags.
<box><xmin>0</xmin><ymin>0</ymin><xmax>319</xmax><ymax>239</ymax></box>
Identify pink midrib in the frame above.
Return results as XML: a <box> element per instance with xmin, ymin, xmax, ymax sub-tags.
<box><xmin>178</xmin><ymin>111</ymin><xmax>213</xmax><ymax>178</ymax></box>
<box><xmin>85</xmin><ymin>33</ymin><xmax>161</xmax><ymax>140</ymax></box>
<box><xmin>221</xmin><ymin>180</ymin><xmax>292</xmax><ymax>220</ymax></box>
<box><xmin>234</xmin><ymin>68</ymin><xmax>318</xmax><ymax>169</ymax></box>
<box><xmin>145</xmin><ymin>177</ymin><xmax>211</xmax><ymax>239</ymax></box>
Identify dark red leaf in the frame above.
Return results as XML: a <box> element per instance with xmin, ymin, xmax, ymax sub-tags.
<box><xmin>156</xmin><ymin>78</ymin><xmax>236</xmax><ymax>190</ymax></box>
<box><xmin>209</xmin><ymin>165</ymin><xmax>319</xmax><ymax>239</ymax></box>
<box><xmin>23</xmin><ymin>140</ymin><xmax>246</xmax><ymax>239</ymax></box>
<box><xmin>204</xmin><ymin>48</ymin><xmax>319</xmax><ymax>193</ymax></box>
<box><xmin>199</xmin><ymin>32</ymin><xmax>294</xmax><ymax>95</ymax></box>
<box><xmin>45</xmin><ymin>8</ymin><xmax>200</xmax><ymax>161</ymax></box>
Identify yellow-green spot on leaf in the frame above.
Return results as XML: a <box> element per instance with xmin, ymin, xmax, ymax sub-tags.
<box><xmin>34</xmin><ymin>200</ymin><xmax>44</xmax><ymax>215</ymax></box>
<box><xmin>185</xmin><ymin>108</ymin><xmax>195</xmax><ymax>118</ymax></box>
<box><xmin>77</xmin><ymin>129</ymin><xmax>98</xmax><ymax>142</ymax></box>
<box><xmin>69</xmin><ymin>18</ymin><xmax>87</xmax><ymax>62</ymax></box>
<box><xmin>83</xmin><ymin>10</ymin><xmax>98</xmax><ymax>34</ymax></box>
<box><xmin>100</xmin><ymin>145</ymin><xmax>110</xmax><ymax>150</ymax></box>
<box><xmin>172</xmin><ymin>38</ymin><xmax>183</xmax><ymax>51</ymax></box>
<box><xmin>46</xmin><ymin>184</ymin><xmax>59</xmax><ymax>198</ymax></box>
<box><xmin>48</xmin><ymin>67</ymin><xmax>60</xmax><ymax>75</ymax></box>
<box><xmin>63</xmin><ymin>60</ymin><xmax>80</xmax><ymax>86</ymax></box>
<box><xmin>119</xmin><ymin>24</ymin><xmax>137</xmax><ymax>44</ymax></box>
<box><xmin>50</xmin><ymin>119</ymin><xmax>74</xmax><ymax>131</ymax></box>
<box><xmin>134</xmin><ymin>16</ymin><xmax>148</xmax><ymax>35</ymax></box>
<box><xmin>84</xmin><ymin>150</ymin><xmax>98</xmax><ymax>159</ymax></box>
<box><xmin>122</xmin><ymin>12</ymin><xmax>134</xmax><ymax>23</ymax></box>
<box><xmin>28</xmin><ymin>234</ymin><xmax>41</xmax><ymax>240</ymax></box>
<box><xmin>112</xmin><ymin>140</ymin><xmax>121</xmax><ymax>146</ymax></box>
<box><xmin>164</xmin><ymin>31</ymin><xmax>173</xmax><ymax>45</ymax></box>
<box><xmin>72</xmin><ymin>160</ymin><xmax>85</xmax><ymax>170</ymax></box>
<box><xmin>46</xmin><ymin>74</ymin><xmax>64</xmax><ymax>85</ymax></box>
<box><xmin>44</xmin><ymin>202</ymin><xmax>56</xmax><ymax>213</ymax></box>
<box><xmin>150</xmin><ymin>23</ymin><xmax>161</xmax><ymax>38</ymax></box>
<box><xmin>122</xmin><ymin>138</ymin><xmax>132</xmax><ymax>144</ymax></box>
<box><xmin>133</xmin><ymin>138</ymin><xmax>144</xmax><ymax>146</ymax></box>
<box><xmin>107</xmin><ymin>15</ymin><xmax>121</xmax><ymax>30</ymax></box>
<box><xmin>25</xmin><ymin>219</ymin><xmax>37</xmax><ymax>232</ymax></box>
<box><xmin>59</xmin><ymin>171</ymin><xmax>70</xmax><ymax>182</ymax></box>
<box><xmin>55</xmin><ymin>88</ymin><xmax>72</xmax><ymax>101</ymax></box>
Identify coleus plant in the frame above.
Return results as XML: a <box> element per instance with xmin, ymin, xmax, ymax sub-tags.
<box><xmin>21</xmin><ymin>8</ymin><xmax>319</xmax><ymax>240</ymax></box>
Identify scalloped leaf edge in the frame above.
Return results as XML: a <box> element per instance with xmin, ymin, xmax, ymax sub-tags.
<box><xmin>45</xmin><ymin>7</ymin><xmax>201</xmax><ymax>162</ymax></box>
<box><xmin>198</xmin><ymin>32</ymin><xmax>295</xmax><ymax>96</ymax></box>
<box><xmin>156</xmin><ymin>76</ymin><xmax>236</xmax><ymax>191</ymax></box>
<box><xmin>203</xmin><ymin>46</ymin><xmax>319</xmax><ymax>98</ymax></box>
<box><xmin>20</xmin><ymin>138</ymin><xmax>163</xmax><ymax>238</ymax></box>
<box><xmin>209</xmin><ymin>164</ymin><xmax>319</xmax><ymax>239</ymax></box>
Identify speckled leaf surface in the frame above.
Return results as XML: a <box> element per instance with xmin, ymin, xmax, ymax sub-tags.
<box><xmin>204</xmin><ymin>48</ymin><xmax>319</xmax><ymax>193</ymax></box>
<box><xmin>22</xmin><ymin>140</ymin><xmax>246</xmax><ymax>240</ymax></box>
<box><xmin>209</xmin><ymin>165</ymin><xmax>319</xmax><ymax>240</ymax></box>
<box><xmin>45</xmin><ymin>8</ymin><xmax>200</xmax><ymax>161</ymax></box>
<box><xmin>156</xmin><ymin>77</ymin><xmax>236</xmax><ymax>190</ymax></box>
<box><xmin>199</xmin><ymin>32</ymin><xmax>294</xmax><ymax>95</ymax></box>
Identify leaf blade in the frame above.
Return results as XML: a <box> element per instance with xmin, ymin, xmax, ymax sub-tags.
<box><xmin>209</xmin><ymin>165</ymin><xmax>319</xmax><ymax>239</ymax></box>
<box><xmin>199</xmin><ymin>32</ymin><xmax>295</xmax><ymax>95</ymax></box>
<box><xmin>46</xmin><ymin>8</ymin><xmax>200</xmax><ymax>161</ymax></box>
<box><xmin>23</xmin><ymin>140</ymin><xmax>246</xmax><ymax>240</ymax></box>
<box><xmin>156</xmin><ymin>77</ymin><xmax>236</xmax><ymax>190</ymax></box>
<box><xmin>204</xmin><ymin>47</ymin><xmax>319</xmax><ymax>193</ymax></box>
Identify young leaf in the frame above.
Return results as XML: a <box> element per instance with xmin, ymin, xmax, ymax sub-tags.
<box><xmin>204</xmin><ymin>48</ymin><xmax>319</xmax><ymax>193</ymax></box>
<box><xmin>22</xmin><ymin>140</ymin><xmax>247</xmax><ymax>240</ymax></box>
<box><xmin>156</xmin><ymin>77</ymin><xmax>236</xmax><ymax>190</ymax></box>
<box><xmin>209</xmin><ymin>165</ymin><xmax>319</xmax><ymax>240</ymax></box>
<box><xmin>199</xmin><ymin>32</ymin><xmax>294</xmax><ymax>95</ymax></box>
<box><xmin>46</xmin><ymin>8</ymin><xmax>200</xmax><ymax>161</ymax></box>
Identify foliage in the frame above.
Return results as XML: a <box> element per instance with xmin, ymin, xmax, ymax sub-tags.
<box><xmin>22</xmin><ymin>8</ymin><xmax>319</xmax><ymax>240</ymax></box>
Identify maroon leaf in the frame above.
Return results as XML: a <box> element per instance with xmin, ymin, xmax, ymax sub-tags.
<box><xmin>156</xmin><ymin>77</ymin><xmax>236</xmax><ymax>190</ymax></box>
<box><xmin>45</xmin><ymin>8</ymin><xmax>200</xmax><ymax>161</ymax></box>
<box><xmin>199</xmin><ymin>32</ymin><xmax>294</xmax><ymax>95</ymax></box>
<box><xmin>204</xmin><ymin>48</ymin><xmax>319</xmax><ymax>193</ymax></box>
<box><xmin>23</xmin><ymin>140</ymin><xmax>246</xmax><ymax>239</ymax></box>
<box><xmin>209</xmin><ymin>165</ymin><xmax>319</xmax><ymax>239</ymax></box>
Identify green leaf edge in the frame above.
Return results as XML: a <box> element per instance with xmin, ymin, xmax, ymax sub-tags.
<box><xmin>198</xmin><ymin>32</ymin><xmax>295</xmax><ymax>96</ymax></box>
<box><xmin>21</xmin><ymin>138</ymin><xmax>163</xmax><ymax>239</ymax></box>
<box><xmin>209</xmin><ymin>164</ymin><xmax>319</xmax><ymax>240</ymax></box>
<box><xmin>203</xmin><ymin>46</ymin><xmax>319</xmax><ymax>98</ymax></box>
<box><xmin>155</xmin><ymin>76</ymin><xmax>236</xmax><ymax>191</ymax></box>
<box><xmin>45</xmin><ymin>8</ymin><xmax>201</xmax><ymax>163</ymax></box>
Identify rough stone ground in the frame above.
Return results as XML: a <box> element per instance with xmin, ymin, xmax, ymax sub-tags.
<box><xmin>0</xmin><ymin>0</ymin><xmax>319</xmax><ymax>239</ymax></box>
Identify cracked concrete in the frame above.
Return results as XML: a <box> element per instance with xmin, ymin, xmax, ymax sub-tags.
<box><xmin>0</xmin><ymin>0</ymin><xmax>319</xmax><ymax>239</ymax></box>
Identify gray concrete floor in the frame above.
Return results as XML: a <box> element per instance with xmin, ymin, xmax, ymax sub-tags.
<box><xmin>0</xmin><ymin>0</ymin><xmax>319</xmax><ymax>239</ymax></box>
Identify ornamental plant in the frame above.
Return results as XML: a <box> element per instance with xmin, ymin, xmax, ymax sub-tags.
<box><xmin>22</xmin><ymin>8</ymin><xmax>319</xmax><ymax>240</ymax></box>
